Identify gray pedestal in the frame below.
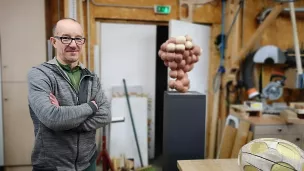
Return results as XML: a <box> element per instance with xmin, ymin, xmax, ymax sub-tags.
<box><xmin>162</xmin><ymin>91</ymin><xmax>206</xmax><ymax>171</ymax></box>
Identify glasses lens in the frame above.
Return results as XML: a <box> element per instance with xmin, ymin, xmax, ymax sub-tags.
<box><xmin>75</xmin><ymin>38</ymin><xmax>85</xmax><ymax>44</ymax></box>
<box><xmin>61</xmin><ymin>37</ymin><xmax>71</xmax><ymax>44</ymax></box>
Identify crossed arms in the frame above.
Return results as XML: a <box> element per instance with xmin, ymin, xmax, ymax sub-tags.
<box><xmin>27</xmin><ymin>68</ymin><xmax>111</xmax><ymax>132</ymax></box>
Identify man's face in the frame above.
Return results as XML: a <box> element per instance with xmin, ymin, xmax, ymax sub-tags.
<box><xmin>51</xmin><ymin>20</ymin><xmax>85</xmax><ymax>64</ymax></box>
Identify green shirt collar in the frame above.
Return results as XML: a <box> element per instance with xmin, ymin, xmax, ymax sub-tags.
<box><xmin>56</xmin><ymin>58</ymin><xmax>80</xmax><ymax>72</ymax></box>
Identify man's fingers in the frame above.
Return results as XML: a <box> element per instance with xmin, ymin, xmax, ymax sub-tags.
<box><xmin>50</xmin><ymin>96</ymin><xmax>56</xmax><ymax>101</ymax></box>
<box><xmin>49</xmin><ymin>93</ymin><xmax>59</xmax><ymax>106</ymax></box>
<box><xmin>50</xmin><ymin>93</ymin><xmax>56</xmax><ymax>99</ymax></box>
<box><xmin>91</xmin><ymin>100</ymin><xmax>98</xmax><ymax>109</ymax></box>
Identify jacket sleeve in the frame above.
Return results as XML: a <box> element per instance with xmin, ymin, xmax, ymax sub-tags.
<box><xmin>27</xmin><ymin>67</ymin><xmax>98</xmax><ymax>131</ymax></box>
<box><xmin>77</xmin><ymin>76</ymin><xmax>111</xmax><ymax>132</ymax></box>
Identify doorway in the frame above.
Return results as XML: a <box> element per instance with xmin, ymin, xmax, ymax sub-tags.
<box><xmin>154</xmin><ymin>25</ymin><xmax>168</xmax><ymax>159</ymax></box>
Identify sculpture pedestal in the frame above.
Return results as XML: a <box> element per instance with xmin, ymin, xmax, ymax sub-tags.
<box><xmin>162</xmin><ymin>91</ymin><xmax>206</xmax><ymax>171</ymax></box>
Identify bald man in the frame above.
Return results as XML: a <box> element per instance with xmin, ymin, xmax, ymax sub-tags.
<box><xmin>27</xmin><ymin>18</ymin><xmax>111</xmax><ymax>171</ymax></box>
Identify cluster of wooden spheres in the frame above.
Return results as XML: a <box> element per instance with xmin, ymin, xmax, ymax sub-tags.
<box><xmin>158</xmin><ymin>35</ymin><xmax>202</xmax><ymax>93</ymax></box>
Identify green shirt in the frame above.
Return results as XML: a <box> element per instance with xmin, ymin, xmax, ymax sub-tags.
<box><xmin>56</xmin><ymin>59</ymin><xmax>81</xmax><ymax>91</ymax></box>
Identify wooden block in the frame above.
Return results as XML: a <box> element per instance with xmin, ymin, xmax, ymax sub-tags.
<box><xmin>230</xmin><ymin>120</ymin><xmax>251</xmax><ymax>158</ymax></box>
<box><xmin>280</xmin><ymin>109</ymin><xmax>304</xmax><ymax>124</ymax></box>
<box><xmin>217</xmin><ymin>125</ymin><xmax>237</xmax><ymax>159</ymax></box>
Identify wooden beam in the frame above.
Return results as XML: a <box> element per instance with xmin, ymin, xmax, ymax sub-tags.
<box><xmin>206</xmin><ymin>24</ymin><xmax>221</xmax><ymax>159</ymax></box>
<box><xmin>226</xmin><ymin>3</ymin><xmax>284</xmax><ymax>85</ymax></box>
<box><xmin>78</xmin><ymin>0</ymin><xmax>87</xmax><ymax>67</ymax></box>
<box><xmin>64</xmin><ymin>0</ymin><xmax>70</xmax><ymax>18</ymax></box>
<box><xmin>230</xmin><ymin>0</ymin><xmax>242</xmax><ymax>69</ymax></box>
<box><xmin>233</xmin><ymin>3</ymin><xmax>284</xmax><ymax>70</ymax></box>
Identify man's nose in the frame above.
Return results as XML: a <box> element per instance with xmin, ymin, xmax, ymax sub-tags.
<box><xmin>69</xmin><ymin>39</ymin><xmax>77</xmax><ymax>47</ymax></box>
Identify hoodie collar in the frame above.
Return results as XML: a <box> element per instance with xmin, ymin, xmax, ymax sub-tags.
<box><xmin>47</xmin><ymin>57</ymin><xmax>86</xmax><ymax>70</ymax></box>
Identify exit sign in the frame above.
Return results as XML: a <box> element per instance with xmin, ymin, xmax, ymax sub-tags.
<box><xmin>154</xmin><ymin>5</ymin><xmax>171</xmax><ymax>15</ymax></box>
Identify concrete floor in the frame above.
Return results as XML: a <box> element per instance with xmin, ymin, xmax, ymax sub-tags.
<box><xmin>96</xmin><ymin>155</ymin><xmax>163</xmax><ymax>171</ymax></box>
<box><xmin>149</xmin><ymin>155</ymin><xmax>163</xmax><ymax>171</ymax></box>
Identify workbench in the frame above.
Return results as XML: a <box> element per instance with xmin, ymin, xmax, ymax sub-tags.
<box><xmin>177</xmin><ymin>159</ymin><xmax>240</xmax><ymax>171</ymax></box>
<box><xmin>229</xmin><ymin>105</ymin><xmax>304</xmax><ymax>149</ymax></box>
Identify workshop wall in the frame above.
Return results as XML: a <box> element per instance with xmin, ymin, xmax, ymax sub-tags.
<box><xmin>207</xmin><ymin>0</ymin><xmax>304</xmax><ymax>159</ymax></box>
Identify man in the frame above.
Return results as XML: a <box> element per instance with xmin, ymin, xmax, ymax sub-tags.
<box><xmin>27</xmin><ymin>18</ymin><xmax>111</xmax><ymax>171</ymax></box>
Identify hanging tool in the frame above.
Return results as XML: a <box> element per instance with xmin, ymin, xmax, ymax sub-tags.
<box><xmin>241</xmin><ymin>45</ymin><xmax>288</xmax><ymax>114</ymax></box>
<box><xmin>289</xmin><ymin>1</ymin><xmax>304</xmax><ymax>88</ymax></box>
<box><xmin>122</xmin><ymin>79</ymin><xmax>144</xmax><ymax>167</ymax></box>
<box><xmin>242</xmin><ymin>45</ymin><xmax>286</xmax><ymax>99</ymax></box>
<box><xmin>208</xmin><ymin>0</ymin><xmax>226</xmax><ymax>159</ymax></box>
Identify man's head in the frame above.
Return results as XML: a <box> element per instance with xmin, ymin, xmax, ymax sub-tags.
<box><xmin>50</xmin><ymin>18</ymin><xmax>85</xmax><ymax>66</ymax></box>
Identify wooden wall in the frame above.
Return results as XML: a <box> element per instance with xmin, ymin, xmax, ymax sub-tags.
<box><xmin>46</xmin><ymin>0</ymin><xmax>304</xmax><ymax>159</ymax></box>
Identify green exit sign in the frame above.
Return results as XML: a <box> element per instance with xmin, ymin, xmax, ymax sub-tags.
<box><xmin>154</xmin><ymin>5</ymin><xmax>171</xmax><ymax>15</ymax></box>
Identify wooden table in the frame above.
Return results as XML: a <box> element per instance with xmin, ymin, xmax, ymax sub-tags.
<box><xmin>177</xmin><ymin>159</ymin><xmax>240</xmax><ymax>171</ymax></box>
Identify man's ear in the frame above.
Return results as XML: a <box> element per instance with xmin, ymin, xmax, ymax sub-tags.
<box><xmin>50</xmin><ymin>37</ymin><xmax>56</xmax><ymax>48</ymax></box>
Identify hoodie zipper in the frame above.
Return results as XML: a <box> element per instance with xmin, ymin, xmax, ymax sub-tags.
<box><xmin>74</xmin><ymin>74</ymin><xmax>94</xmax><ymax>171</ymax></box>
<box><xmin>55</xmin><ymin>66</ymin><xmax>94</xmax><ymax>171</ymax></box>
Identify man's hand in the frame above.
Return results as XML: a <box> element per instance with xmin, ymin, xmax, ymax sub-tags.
<box><xmin>50</xmin><ymin>93</ymin><xmax>59</xmax><ymax>107</ymax></box>
<box><xmin>50</xmin><ymin>93</ymin><xmax>98</xmax><ymax>110</ymax></box>
<box><xmin>91</xmin><ymin>100</ymin><xmax>98</xmax><ymax>109</ymax></box>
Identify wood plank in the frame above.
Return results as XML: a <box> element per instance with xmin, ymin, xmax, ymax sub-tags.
<box><xmin>216</xmin><ymin>118</ymin><xmax>222</xmax><ymax>154</ymax></box>
<box><xmin>177</xmin><ymin>159</ymin><xmax>239</xmax><ymax>171</ymax></box>
<box><xmin>229</xmin><ymin>0</ymin><xmax>242</xmax><ymax>69</ymax></box>
<box><xmin>206</xmin><ymin>23</ymin><xmax>221</xmax><ymax>158</ymax></box>
<box><xmin>229</xmin><ymin>105</ymin><xmax>286</xmax><ymax>125</ymax></box>
<box><xmin>208</xmin><ymin>86</ymin><xmax>220</xmax><ymax>159</ymax></box>
<box><xmin>280</xmin><ymin>109</ymin><xmax>304</xmax><ymax>124</ymax></box>
<box><xmin>77</xmin><ymin>0</ymin><xmax>87</xmax><ymax>67</ymax></box>
<box><xmin>64</xmin><ymin>0</ymin><xmax>69</xmax><ymax>18</ymax></box>
<box><xmin>217</xmin><ymin>125</ymin><xmax>237</xmax><ymax>158</ymax></box>
<box><xmin>247</xmin><ymin>131</ymin><xmax>253</xmax><ymax>143</ymax></box>
<box><xmin>230</xmin><ymin>120</ymin><xmax>250</xmax><ymax>158</ymax></box>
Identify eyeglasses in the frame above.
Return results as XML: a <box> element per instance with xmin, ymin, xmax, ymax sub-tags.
<box><xmin>54</xmin><ymin>36</ymin><xmax>86</xmax><ymax>45</ymax></box>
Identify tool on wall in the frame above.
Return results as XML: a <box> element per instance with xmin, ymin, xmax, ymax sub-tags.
<box><xmin>241</xmin><ymin>45</ymin><xmax>288</xmax><ymax>114</ymax></box>
<box><xmin>288</xmin><ymin>1</ymin><xmax>304</xmax><ymax>88</ymax></box>
<box><xmin>242</xmin><ymin>45</ymin><xmax>286</xmax><ymax>99</ymax></box>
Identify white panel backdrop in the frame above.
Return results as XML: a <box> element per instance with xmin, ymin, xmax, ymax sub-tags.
<box><xmin>169</xmin><ymin>20</ymin><xmax>211</xmax><ymax>155</ymax></box>
<box><xmin>99</xmin><ymin>23</ymin><xmax>156</xmax><ymax>159</ymax></box>
<box><xmin>169</xmin><ymin>19</ymin><xmax>211</xmax><ymax>95</ymax></box>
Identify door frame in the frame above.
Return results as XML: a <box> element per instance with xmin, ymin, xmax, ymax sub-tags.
<box><xmin>0</xmin><ymin>32</ymin><xmax>4</xmax><ymax>167</ymax></box>
<box><xmin>94</xmin><ymin>20</ymin><xmax>167</xmax><ymax>159</ymax></box>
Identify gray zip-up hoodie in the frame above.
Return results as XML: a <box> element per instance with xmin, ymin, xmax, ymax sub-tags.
<box><xmin>27</xmin><ymin>58</ymin><xmax>111</xmax><ymax>171</ymax></box>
